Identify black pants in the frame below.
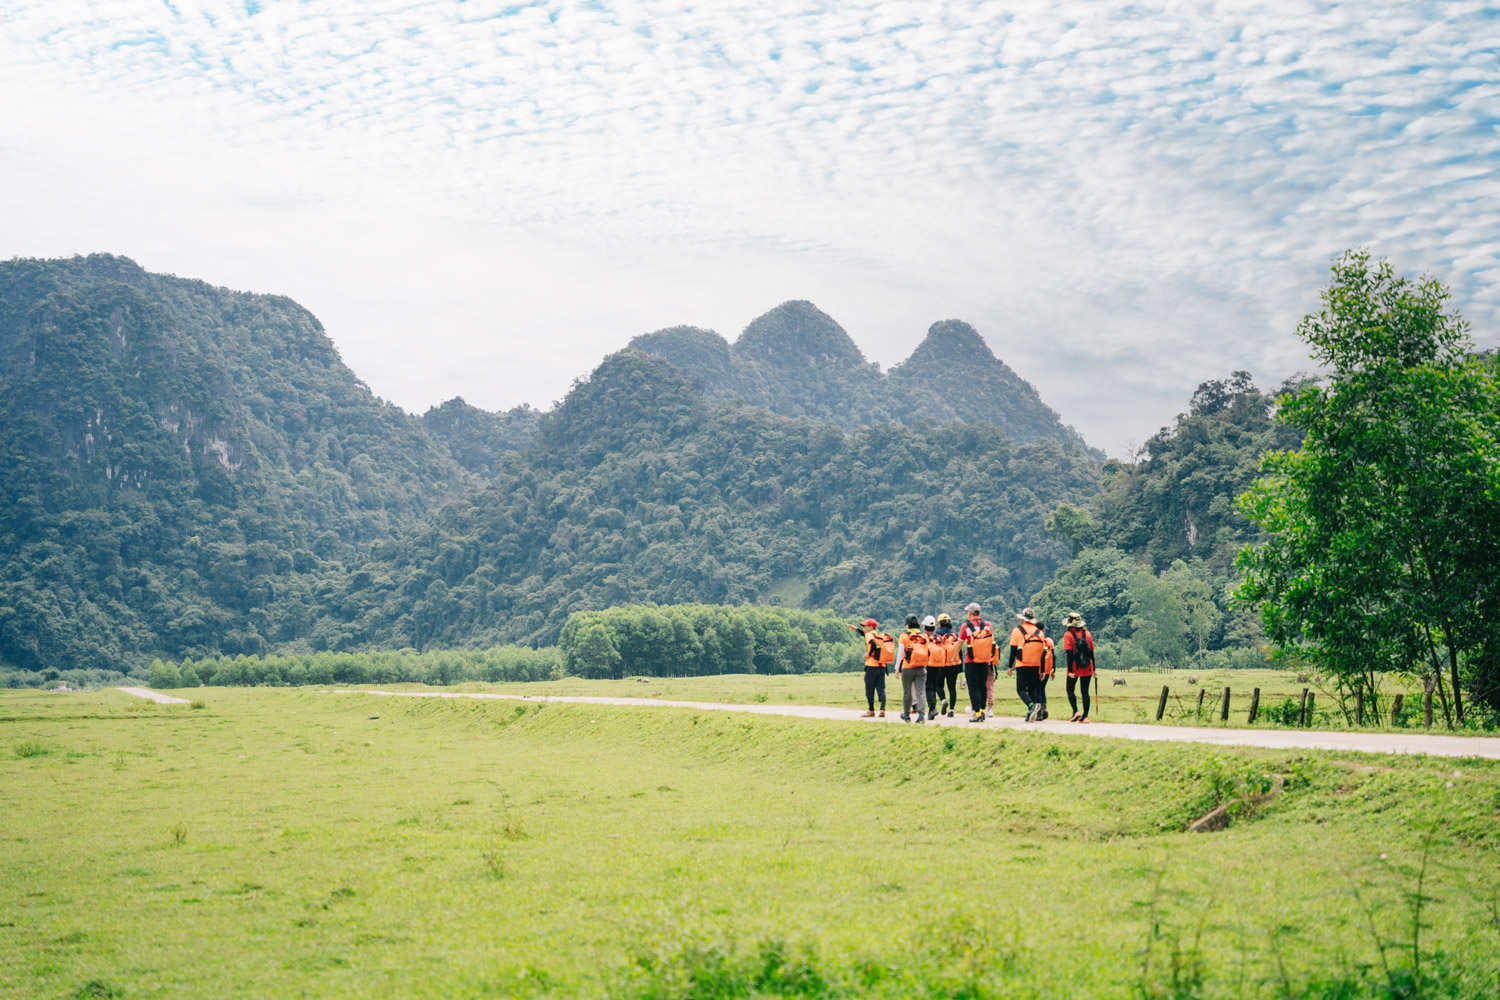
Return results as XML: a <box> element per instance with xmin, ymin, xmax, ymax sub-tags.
<box><xmin>1014</xmin><ymin>666</ymin><xmax>1046</xmax><ymax>709</ymax></box>
<box><xmin>1067</xmin><ymin>673</ymin><xmax>1092</xmax><ymax>718</ymax></box>
<box><xmin>926</xmin><ymin>665</ymin><xmax>959</xmax><ymax>714</ymax></box>
<box><xmin>864</xmin><ymin>667</ymin><xmax>886</xmax><ymax>710</ymax></box>
<box><xmin>964</xmin><ymin>661</ymin><xmax>989</xmax><ymax>713</ymax></box>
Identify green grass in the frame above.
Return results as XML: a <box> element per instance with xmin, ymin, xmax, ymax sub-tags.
<box><xmin>3</xmin><ymin>688</ymin><xmax>1499</xmax><ymax>998</ymax></box>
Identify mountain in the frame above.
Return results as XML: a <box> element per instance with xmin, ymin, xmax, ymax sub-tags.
<box><xmin>421</xmin><ymin>397</ymin><xmax>540</xmax><ymax>475</ymax></box>
<box><xmin>629</xmin><ymin>301</ymin><xmax>1096</xmax><ymax>453</ymax></box>
<box><xmin>320</xmin><ymin>348</ymin><xmax>1102</xmax><ymax>650</ymax></box>
<box><xmin>0</xmin><ymin>254</ymin><xmax>468</xmax><ymax>673</ymax></box>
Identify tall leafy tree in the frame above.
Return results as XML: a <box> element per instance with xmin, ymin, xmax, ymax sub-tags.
<box><xmin>1235</xmin><ymin>251</ymin><xmax>1500</xmax><ymax>722</ymax></box>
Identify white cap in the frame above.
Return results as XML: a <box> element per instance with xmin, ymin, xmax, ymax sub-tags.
<box><xmin>922</xmin><ymin>615</ymin><xmax>937</xmax><ymax>627</ymax></box>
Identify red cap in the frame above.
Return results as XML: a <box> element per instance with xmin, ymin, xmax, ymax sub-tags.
<box><xmin>862</xmin><ymin>618</ymin><xmax>878</xmax><ymax>629</ymax></box>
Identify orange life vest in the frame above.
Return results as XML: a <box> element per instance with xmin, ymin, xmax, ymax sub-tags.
<box><xmin>900</xmin><ymin>631</ymin><xmax>932</xmax><ymax>668</ymax></box>
<box><xmin>1015</xmin><ymin>621</ymin><xmax>1049</xmax><ymax>669</ymax></box>
<box><xmin>966</xmin><ymin>623</ymin><xmax>997</xmax><ymax>665</ymax></box>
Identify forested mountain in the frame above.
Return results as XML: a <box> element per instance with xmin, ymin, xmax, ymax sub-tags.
<box><xmin>420</xmin><ymin>397</ymin><xmax>540</xmax><ymax>475</ymax></box>
<box><xmin>630</xmin><ymin>301</ymin><xmax>1096</xmax><ymax>453</ymax></box>
<box><xmin>0</xmin><ymin>255</ymin><xmax>468</xmax><ymax>672</ymax></box>
<box><xmin>1031</xmin><ymin>373</ymin><xmax>1303</xmax><ymax>666</ymax></box>
<box><xmin>315</xmin><ymin>349</ymin><xmax>1101</xmax><ymax>650</ymax></box>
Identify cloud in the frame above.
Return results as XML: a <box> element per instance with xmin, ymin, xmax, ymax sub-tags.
<box><xmin>0</xmin><ymin>0</ymin><xmax>1496</xmax><ymax>455</ymax></box>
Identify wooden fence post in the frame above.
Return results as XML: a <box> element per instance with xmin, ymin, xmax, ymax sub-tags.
<box><xmin>1305</xmin><ymin>692</ymin><xmax>1315</xmax><ymax>726</ymax></box>
<box><xmin>1220</xmin><ymin>687</ymin><xmax>1231</xmax><ymax>721</ymax></box>
<box><xmin>1196</xmin><ymin>688</ymin><xmax>1206</xmax><ymax>715</ymax></box>
<box><xmin>1156</xmin><ymin>685</ymin><xmax>1169</xmax><ymax>721</ymax></box>
<box><xmin>1390</xmin><ymin>693</ymin><xmax>1404</xmax><ymax>726</ymax></box>
<box><xmin>1248</xmin><ymin>687</ymin><xmax>1260</xmax><ymax>724</ymax></box>
<box><xmin>1298</xmin><ymin>688</ymin><xmax>1309</xmax><ymax>727</ymax></box>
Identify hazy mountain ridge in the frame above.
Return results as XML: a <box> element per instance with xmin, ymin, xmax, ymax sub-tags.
<box><xmin>628</xmin><ymin>300</ymin><xmax>1098</xmax><ymax>454</ymax></box>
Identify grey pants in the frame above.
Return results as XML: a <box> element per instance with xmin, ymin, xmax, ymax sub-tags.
<box><xmin>900</xmin><ymin>667</ymin><xmax>927</xmax><ymax>717</ymax></box>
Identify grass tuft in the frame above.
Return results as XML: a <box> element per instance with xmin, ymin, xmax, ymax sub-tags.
<box><xmin>13</xmin><ymin>739</ymin><xmax>46</xmax><ymax>758</ymax></box>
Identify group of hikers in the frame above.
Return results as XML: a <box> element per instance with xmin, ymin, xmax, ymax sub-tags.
<box><xmin>847</xmin><ymin>603</ymin><xmax>1096</xmax><ymax>724</ymax></box>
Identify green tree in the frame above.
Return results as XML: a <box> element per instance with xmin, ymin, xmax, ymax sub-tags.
<box><xmin>1236</xmin><ymin>251</ymin><xmax>1500</xmax><ymax>722</ymax></box>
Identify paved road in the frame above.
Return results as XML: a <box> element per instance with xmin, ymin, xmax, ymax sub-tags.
<box><xmin>117</xmin><ymin>686</ymin><xmax>191</xmax><ymax>705</ymax></box>
<box><xmin>330</xmin><ymin>688</ymin><xmax>1500</xmax><ymax>760</ymax></box>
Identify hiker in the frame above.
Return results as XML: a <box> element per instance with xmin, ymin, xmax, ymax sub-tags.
<box><xmin>959</xmin><ymin>603</ymin><xmax>999</xmax><ymax>722</ymax></box>
<box><xmin>848</xmin><ymin>618</ymin><xmax>893</xmax><ymax>717</ymax></box>
<box><xmin>1062</xmin><ymin>612</ymin><xmax>1096</xmax><ymax>722</ymax></box>
<box><xmin>1008</xmin><ymin>608</ymin><xmax>1051</xmax><ymax>721</ymax></box>
<box><xmin>893</xmin><ymin>614</ymin><xmax>930</xmax><ymax>723</ymax></box>
<box><xmin>926</xmin><ymin>613</ymin><xmax>961</xmax><ymax>719</ymax></box>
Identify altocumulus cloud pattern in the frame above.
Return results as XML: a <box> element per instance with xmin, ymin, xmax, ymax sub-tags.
<box><xmin>1</xmin><ymin>1</ymin><xmax>1497</xmax><ymax>450</ymax></box>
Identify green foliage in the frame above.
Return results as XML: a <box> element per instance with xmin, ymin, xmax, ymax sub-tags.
<box><xmin>159</xmin><ymin>645</ymin><xmax>561</xmax><ymax>687</ymax></box>
<box><xmin>558</xmin><ymin>603</ymin><xmax>859</xmax><ymax>678</ymax></box>
<box><xmin>1236</xmin><ymin>251</ymin><xmax>1500</xmax><ymax>719</ymax></box>
<box><xmin>331</xmin><ymin>349</ymin><xmax>1099</xmax><ymax>649</ymax></box>
<box><xmin>0</xmin><ymin>254</ymin><xmax>470</xmax><ymax>672</ymax></box>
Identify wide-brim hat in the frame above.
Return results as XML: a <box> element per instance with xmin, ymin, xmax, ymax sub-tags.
<box><xmin>1018</xmin><ymin>608</ymin><xmax>1037</xmax><ymax>622</ymax></box>
<box><xmin>1064</xmin><ymin>612</ymin><xmax>1085</xmax><ymax>627</ymax></box>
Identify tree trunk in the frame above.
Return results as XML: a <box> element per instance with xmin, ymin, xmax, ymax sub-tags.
<box><xmin>1439</xmin><ymin>618</ymin><xmax>1464</xmax><ymax>725</ymax></box>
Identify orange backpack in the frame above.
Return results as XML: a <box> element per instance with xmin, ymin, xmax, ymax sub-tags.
<box><xmin>932</xmin><ymin>633</ymin><xmax>958</xmax><ymax>667</ymax></box>
<box><xmin>1017</xmin><ymin>622</ymin><xmax>1049</xmax><ymax>669</ymax></box>
<box><xmin>967</xmin><ymin>624</ymin><xmax>997</xmax><ymax>664</ymax></box>
<box><xmin>1040</xmin><ymin>637</ymin><xmax>1056</xmax><ymax>677</ymax></box>
<box><xmin>874</xmin><ymin>633</ymin><xmax>896</xmax><ymax>667</ymax></box>
<box><xmin>902</xmin><ymin>632</ymin><xmax>932</xmax><ymax>668</ymax></box>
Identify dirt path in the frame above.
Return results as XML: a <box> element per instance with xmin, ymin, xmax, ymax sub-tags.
<box><xmin>117</xmin><ymin>686</ymin><xmax>191</xmax><ymax>705</ymax></box>
<box><xmin>335</xmin><ymin>689</ymin><xmax>1500</xmax><ymax>760</ymax></box>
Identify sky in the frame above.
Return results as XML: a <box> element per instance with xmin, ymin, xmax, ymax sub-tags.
<box><xmin>1</xmin><ymin>1</ymin><xmax>1497</xmax><ymax>456</ymax></box>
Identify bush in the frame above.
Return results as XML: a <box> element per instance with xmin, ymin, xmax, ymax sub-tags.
<box><xmin>148</xmin><ymin>660</ymin><xmax>182</xmax><ymax>689</ymax></box>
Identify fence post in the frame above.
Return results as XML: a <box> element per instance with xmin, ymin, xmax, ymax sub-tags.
<box><xmin>1298</xmin><ymin>688</ymin><xmax>1309</xmax><ymax>727</ymax></box>
<box><xmin>1220</xmin><ymin>686</ymin><xmax>1231</xmax><ymax>721</ymax></box>
<box><xmin>1156</xmin><ymin>685</ymin><xmax>1169</xmax><ymax>721</ymax></box>
<box><xmin>1390</xmin><ymin>693</ymin><xmax>1404</xmax><ymax>726</ymax></box>
<box><xmin>1196</xmin><ymin>688</ymin><xmax>1206</xmax><ymax>716</ymax></box>
<box><xmin>1304</xmin><ymin>692</ymin><xmax>1315</xmax><ymax>726</ymax></box>
<box><xmin>1356</xmin><ymin>690</ymin><xmax>1364</xmax><ymax>726</ymax></box>
<box><xmin>1248</xmin><ymin>687</ymin><xmax>1260</xmax><ymax>724</ymax></box>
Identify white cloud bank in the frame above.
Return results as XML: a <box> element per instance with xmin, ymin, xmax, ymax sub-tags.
<box><xmin>1</xmin><ymin>0</ymin><xmax>1496</xmax><ymax>454</ymax></box>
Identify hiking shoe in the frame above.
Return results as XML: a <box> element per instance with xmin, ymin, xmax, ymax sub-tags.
<box><xmin>940</xmin><ymin>700</ymin><xmax>948</xmax><ymax>715</ymax></box>
<box><xmin>861</xmin><ymin>710</ymin><xmax>876</xmax><ymax>718</ymax></box>
<box><xmin>1039</xmin><ymin>707</ymin><xmax>1049</xmax><ymax>721</ymax></box>
<box><xmin>1026</xmin><ymin>703</ymin><xmax>1041</xmax><ymax>722</ymax></box>
<box><xmin>916</xmin><ymin>713</ymin><xmax>925</xmax><ymax>724</ymax></box>
<box><xmin>900</xmin><ymin>713</ymin><xmax>910</xmax><ymax>722</ymax></box>
<box><xmin>878</xmin><ymin>710</ymin><xmax>885</xmax><ymax>717</ymax></box>
<box><xmin>968</xmin><ymin>712</ymin><xmax>982</xmax><ymax>723</ymax></box>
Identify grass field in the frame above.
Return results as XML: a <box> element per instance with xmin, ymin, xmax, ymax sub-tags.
<box><xmin>4</xmin><ymin>687</ymin><xmax>1499</xmax><ymax>999</ymax></box>
<box><xmin>464</xmin><ymin>667</ymin><xmax>1450</xmax><ymax>733</ymax></box>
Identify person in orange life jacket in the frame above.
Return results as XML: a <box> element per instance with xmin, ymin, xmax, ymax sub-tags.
<box><xmin>1062</xmin><ymin>612</ymin><xmax>1096</xmax><ymax>722</ymax></box>
<box><xmin>925</xmin><ymin>613</ymin><xmax>960</xmax><ymax>719</ymax></box>
<box><xmin>958</xmin><ymin>603</ymin><xmax>999</xmax><ymax>722</ymax></box>
<box><xmin>848</xmin><ymin>618</ymin><xmax>889</xmax><ymax>718</ymax></box>
<box><xmin>893</xmin><ymin>614</ymin><xmax>928</xmax><ymax>723</ymax></box>
<box><xmin>1008</xmin><ymin>608</ymin><xmax>1051</xmax><ymax>722</ymax></box>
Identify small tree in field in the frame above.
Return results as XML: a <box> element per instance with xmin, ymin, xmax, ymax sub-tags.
<box><xmin>1235</xmin><ymin>250</ymin><xmax>1500</xmax><ymax>724</ymax></box>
